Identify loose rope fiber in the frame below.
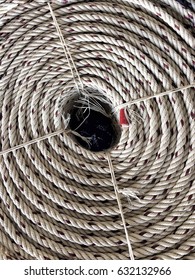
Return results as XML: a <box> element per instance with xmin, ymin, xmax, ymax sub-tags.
<box><xmin>0</xmin><ymin>0</ymin><xmax>195</xmax><ymax>260</ymax></box>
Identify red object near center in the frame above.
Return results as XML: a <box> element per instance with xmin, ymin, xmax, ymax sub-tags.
<box><xmin>120</xmin><ymin>108</ymin><xmax>129</xmax><ymax>125</ymax></box>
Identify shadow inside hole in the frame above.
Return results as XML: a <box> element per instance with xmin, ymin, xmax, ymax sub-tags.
<box><xmin>68</xmin><ymin>94</ymin><xmax>121</xmax><ymax>152</ymax></box>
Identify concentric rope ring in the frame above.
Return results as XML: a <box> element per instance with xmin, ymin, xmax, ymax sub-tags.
<box><xmin>0</xmin><ymin>0</ymin><xmax>195</xmax><ymax>260</ymax></box>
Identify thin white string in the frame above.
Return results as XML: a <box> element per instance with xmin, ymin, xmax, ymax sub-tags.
<box><xmin>0</xmin><ymin>129</ymin><xmax>65</xmax><ymax>156</ymax></box>
<box><xmin>107</xmin><ymin>153</ymin><xmax>134</xmax><ymax>260</ymax></box>
<box><xmin>113</xmin><ymin>83</ymin><xmax>195</xmax><ymax>112</ymax></box>
<box><xmin>48</xmin><ymin>2</ymin><xmax>84</xmax><ymax>91</ymax></box>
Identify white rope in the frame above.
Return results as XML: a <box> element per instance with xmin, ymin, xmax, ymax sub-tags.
<box><xmin>0</xmin><ymin>0</ymin><xmax>194</xmax><ymax>260</ymax></box>
<box><xmin>0</xmin><ymin>3</ymin><xmax>18</xmax><ymax>15</ymax></box>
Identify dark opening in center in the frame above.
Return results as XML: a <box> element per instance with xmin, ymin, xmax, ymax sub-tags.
<box><xmin>69</xmin><ymin>97</ymin><xmax>120</xmax><ymax>152</ymax></box>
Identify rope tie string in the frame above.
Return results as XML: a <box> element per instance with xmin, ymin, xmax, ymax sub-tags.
<box><xmin>48</xmin><ymin>2</ymin><xmax>83</xmax><ymax>92</ymax></box>
<box><xmin>107</xmin><ymin>154</ymin><xmax>135</xmax><ymax>260</ymax></box>
<box><xmin>113</xmin><ymin>84</ymin><xmax>195</xmax><ymax>112</ymax></box>
<box><xmin>0</xmin><ymin>129</ymin><xmax>66</xmax><ymax>156</ymax></box>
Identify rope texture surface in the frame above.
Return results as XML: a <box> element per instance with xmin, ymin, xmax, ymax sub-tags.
<box><xmin>0</xmin><ymin>0</ymin><xmax>195</xmax><ymax>260</ymax></box>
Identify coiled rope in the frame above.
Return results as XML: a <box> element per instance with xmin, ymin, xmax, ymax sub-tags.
<box><xmin>0</xmin><ymin>0</ymin><xmax>195</xmax><ymax>260</ymax></box>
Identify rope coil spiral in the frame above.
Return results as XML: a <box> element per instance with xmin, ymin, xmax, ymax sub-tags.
<box><xmin>0</xmin><ymin>0</ymin><xmax>195</xmax><ymax>260</ymax></box>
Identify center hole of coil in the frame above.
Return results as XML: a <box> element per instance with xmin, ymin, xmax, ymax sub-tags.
<box><xmin>67</xmin><ymin>89</ymin><xmax>121</xmax><ymax>152</ymax></box>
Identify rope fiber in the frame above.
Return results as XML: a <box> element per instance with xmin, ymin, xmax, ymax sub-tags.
<box><xmin>0</xmin><ymin>0</ymin><xmax>195</xmax><ymax>260</ymax></box>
